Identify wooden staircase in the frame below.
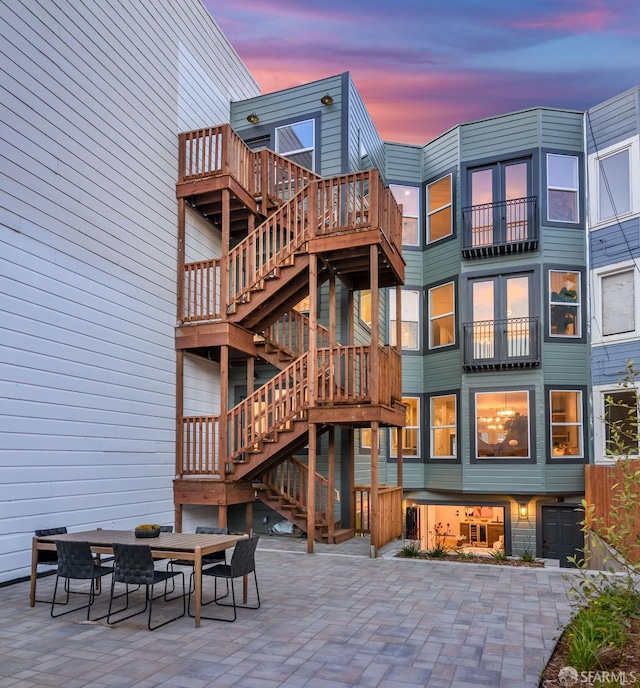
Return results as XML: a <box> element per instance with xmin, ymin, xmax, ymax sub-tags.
<box><xmin>175</xmin><ymin>124</ymin><xmax>406</xmax><ymax>550</ymax></box>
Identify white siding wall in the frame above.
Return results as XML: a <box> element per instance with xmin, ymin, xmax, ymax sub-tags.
<box><xmin>0</xmin><ymin>0</ymin><xmax>259</xmax><ymax>581</ymax></box>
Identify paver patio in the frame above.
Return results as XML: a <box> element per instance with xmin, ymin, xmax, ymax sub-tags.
<box><xmin>0</xmin><ymin>537</ymin><xmax>575</xmax><ymax>688</ymax></box>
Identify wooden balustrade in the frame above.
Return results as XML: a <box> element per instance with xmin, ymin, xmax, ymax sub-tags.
<box><xmin>183</xmin><ymin>259</ymin><xmax>221</xmax><ymax>322</ymax></box>
<box><xmin>227</xmin><ymin>354</ymin><xmax>310</xmax><ymax>461</ymax></box>
<box><xmin>378</xmin><ymin>346</ymin><xmax>402</xmax><ymax>407</ymax></box>
<box><xmin>262</xmin><ymin>311</ymin><xmax>330</xmax><ymax>359</ymax></box>
<box><xmin>256</xmin><ymin>149</ymin><xmax>319</xmax><ymax>207</ymax></box>
<box><xmin>316</xmin><ymin>345</ymin><xmax>370</xmax><ymax>405</ymax></box>
<box><xmin>261</xmin><ymin>456</ymin><xmax>329</xmax><ymax>525</ymax></box>
<box><xmin>353</xmin><ymin>485</ymin><xmax>403</xmax><ymax>549</ymax></box>
<box><xmin>180</xmin><ymin>416</ymin><xmax>220</xmax><ymax>476</ymax></box>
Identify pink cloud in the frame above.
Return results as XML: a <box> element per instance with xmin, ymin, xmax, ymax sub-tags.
<box><xmin>507</xmin><ymin>2</ymin><xmax>616</xmax><ymax>33</ymax></box>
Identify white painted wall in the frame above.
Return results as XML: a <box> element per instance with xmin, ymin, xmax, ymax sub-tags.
<box><xmin>0</xmin><ymin>0</ymin><xmax>259</xmax><ymax>582</ymax></box>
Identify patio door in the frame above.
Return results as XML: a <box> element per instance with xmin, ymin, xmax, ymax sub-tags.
<box><xmin>471</xmin><ymin>274</ymin><xmax>531</xmax><ymax>360</ymax></box>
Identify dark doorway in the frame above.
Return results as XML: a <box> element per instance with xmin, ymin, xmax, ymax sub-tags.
<box><xmin>541</xmin><ymin>505</ymin><xmax>584</xmax><ymax>567</ymax></box>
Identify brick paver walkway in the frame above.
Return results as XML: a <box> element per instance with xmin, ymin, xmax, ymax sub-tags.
<box><xmin>0</xmin><ymin>537</ymin><xmax>575</xmax><ymax>687</ymax></box>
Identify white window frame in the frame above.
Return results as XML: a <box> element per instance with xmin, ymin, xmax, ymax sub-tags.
<box><xmin>594</xmin><ymin>384</ymin><xmax>640</xmax><ymax>465</ymax></box>
<box><xmin>390</xmin><ymin>289</ymin><xmax>420</xmax><ymax>351</ymax></box>
<box><xmin>426</xmin><ymin>173</ymin><xmax>453</xmax><ymax>244</ymax></box>
<box><xmin>546</xmin><ymin>153</ymin><xmax>579</xmax><ymax>223</ymax></box>
<box><xmin>428</xmin><ymin>281</ymin><xmax>455</xmax><ymax>349</ymax></box>
<box><xmin>549</xmin><ymin>389</ymin><xmax>584</xmax><ymax>459</ymax></box>
<box><xmin>275</xmin><ymin>119</ymin><xmax>315</xmax><ymax>171</ymax></box>
<box><xmin>390</xmin><ymin>185</ymin><xmax>420</xmax><ymax>246</ymax></box>
<box><xmin>391</xmin><ymin>397</ymin><xmax>420</xmax><ymax>458</ymax></box>
<box><xmin>591</xmin><ymin>260</ymin><xmax>640</xmax><ymax>345</ymax></box>
<box><xmin>359</xmin><ymin>290</ymin><xmax>372</xmax><ymax>329</ymax></box>
<box><xmin>588</xmin><ymin>135</ymin><xmax>640</xmax><ymax>229</ymax></box>
<box><xmin>430</xmin><ymin>394</ymin><xmax>457</xmax><ymax>459</ymax></box>
<box><xmin>474</xmin><ymin>390</ymin><xmax>531</xmax><ymax>460</ymax></box>
<box><xmin>549</xmin><ymin>270</ymin><xmax>581</xmax><ymax>338</ymax></box>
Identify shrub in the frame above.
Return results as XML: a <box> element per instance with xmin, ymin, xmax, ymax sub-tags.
<box><xmin>400</xmin><ymin>541</ymin><xmax>421</xmax><ymax>557</ymax></box>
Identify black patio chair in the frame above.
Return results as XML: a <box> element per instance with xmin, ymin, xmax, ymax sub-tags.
<box><xmin>188</xmin><ymin>535</ymin><xmax>260</xmax><ymax>622</ymax></box>
<box><xmin>107</xmin><ymin>542</ymin><xmax>185</xmax><ymax>630</ymax></box>
<box><xmin>34</xmin><ymin>527</ymin><xmax>68</xmax><ymax>603</ymax></box>
<box><xmin>168</xmin><ymin>526</ymin><xmax>229</xmax><ymax>593</ymax></box>
<box><xmin>50</xmin><ymin>540</ymin><xmax>112</xmax><ymax>620</ymax></box>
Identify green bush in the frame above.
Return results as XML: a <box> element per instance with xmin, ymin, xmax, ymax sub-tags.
<box><xmin>400</xmin><ymin>541</ymin><xmax>421</xmax><ymax>557</ymax></box>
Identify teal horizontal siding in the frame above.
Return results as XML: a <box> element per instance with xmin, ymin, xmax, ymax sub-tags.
<box><xmin>587</xmin><ymin>87</ymin><xmax>639</xmax><ymax>154</ymax></box>
<box><xmin>384</xmin><ymin>143</ymin><xmax>421</xmax><ymax>182</ymax></box>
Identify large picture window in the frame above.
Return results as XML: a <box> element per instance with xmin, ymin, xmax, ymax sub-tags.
<box><xmin>549</xmin><ymin>390</ymin><xmax>583</xmax><ymax>458</ymax></box>
<box><xmin>427</xmin><ymin>174</ymin><xmax>452</xmax><ymax>243</ymax></box>
<box><xmin>390</xmin><ymin>185</ymin><xmax>419</xmax><ymax>246</ymax></box>
<box><xmin>390</xmin><ymin>289</ymin><xmax>420</xmax><ymax>351</ymax></box>
<box><xmin>547</xmin><ymin>154</ymin><xmax>579</xmax><ymax>223</ymax></box>
<box><xmin>391</xmin><ymin>397</ymin><xmax>420</xmax><ymax>458</ymax></box>
<box><xmin>275</xmin><ymin>119</ymin><xmax>315</xmax><ymax>171</ymax></box>
<box><xmin>430</xmin><ymin>395</ymin><xmax>456</xmax><ymax>459</ymax></box>
<box><xmin>475</xmin><ymin>390</ymin><xmax>530</xmax><ymax>459</ymax></box>
<box><xmin>549</xmin><ymin>270</ymin><xmax>581</xmax><ymax>338</ymax></box>
<box><xmin>428</xmin><ymin>282</ymin><xmax>455</xmax><ymax>349</ymax></box>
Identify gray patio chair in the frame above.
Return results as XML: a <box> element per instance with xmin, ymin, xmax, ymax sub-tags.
<box><xmin>107</xmin><ymin>542</ymin><xmax>185</xmax><ymax>630</ymax></box>
<box><xmin>34</xmin><ymin>527</ymin><xmax>67</xmax><ymax>603</ymax></box>
<box><xmin>188</xmin><ymin>535</ymin><xmax>260</xmax><ymax>622</ymax></box>
<box><xmin>50</xmin><ymin>540</ymin><xmax>112</xmax><ymax>620</ymax></box>
<box><xmin>168</xmin><ymin>526</ymin><xmax>229</xmax><ymax>594</ymax></box>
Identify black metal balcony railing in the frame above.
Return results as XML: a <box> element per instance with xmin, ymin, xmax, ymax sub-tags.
<box><xmin>463</xmin><ymin>317</ymin><xmax>540</xmax><ymax>370</ymax></box>
<box><xmin>461</xmin><ymin>196</ymin><xmax>538</xmax><ymax>258</ymax></box>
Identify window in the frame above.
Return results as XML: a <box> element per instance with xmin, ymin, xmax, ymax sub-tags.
<box><xmin>464</xmin><ymin>158</ymin><xmax>533</xmax><ymax>253</ymax></box>
<box><xmin>390</xmin><ymin>289</ymin><xmax>420</xmax><ymax>351</ymax></box>
<box><xmin>589</xmin><ymin>137</ymin><xmax>640</xmax><ymax>226</ymax></box>
<box><xmin>547</xmin><ymin>154</ymin><xmax>579</xmax><ymax>223</ymax></box>
<box><xmin>428</xmin><ymin>282</ymin><xmax>455</xmax><ymax>348</ymax></box>
<box><xmin>549</xmin><ymin>270</ymin><xmax>581</xmax><ymax>337</ymax></box>
<box><xmin>427</xmin><ymin>174</ymin><xmax>452</xmax><ymax>243</ymax></box>
<box><xmin>430</xmin><ymin>395</ymin><xmax>456</xmax><ymax>459</ymax></box>
<box><xmin>359</xmin><ymin>290</ymin><xmax>372</xmax><ymax>329</ymax></box>
<box><xmin>391</xmin><ymin>397</ymin><xmax>420</xmax><ymax>457</ymax></box>
<box><xmin>549</xmin><ymin>390</ymin><xmax>583</xmax><ymax>458</ymax></box>
<box><xmin>275</xmin><ymin>119</ymin><xmax>315</xmax><ymax>171</ymax></box>
<box><xmin>390</xmin><ymin>185</ymin><xmax>419</xmax><ymax>246</ymax></box>
<box><xmin>602</xmin><ymin>270</ymin><xmax>634</xmax><ymax>336</ymax></box>
<box><xmin>604</xmin><ymin>390</ymin><xmax>639</xmax><ymax>456</ymax></box>
<box><xmin>465</xmin><ymin>272</ymin><xmax>535</xmax><ymax>367</ymax></box>
<box><xmin>359</xmin><ymin>427</ymin><xmax>380</xmax><ymax>451</ymax></box>
<box><xmin>475</xmin><ymin>390</ymin><xmax>530</xmax><ymax>459</ymax></box>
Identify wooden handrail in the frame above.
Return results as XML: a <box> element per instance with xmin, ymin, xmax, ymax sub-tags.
<box><xmin>180</xmin><ymin>416</ymin><xmax>220</xmax><ymax>475</ymax></box>
<box><xmin>261</xmin><ymin>310</ymin><xmax>330</xmax><ymax>359</ymax></box>
<box><xmin>183</xmin><ymin>259</ymin><xmax>221</xmax><ymax>322</ymax></box>
<box><xmin>261</xmin><ymin>456</ymin><xmax>329</xmax><ymax>526</ymax></box>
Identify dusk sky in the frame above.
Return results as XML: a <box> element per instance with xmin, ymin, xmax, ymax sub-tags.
<box><xmin>204</xmin><ymin>0</ymin><xmax>640</xmax><ymax>144</ymax></box>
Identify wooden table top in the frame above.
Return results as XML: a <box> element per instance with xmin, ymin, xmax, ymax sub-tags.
<box><xmin>35</xmin><ymin>529</ymin><xmax>245</xmax><ymax>553</ymax></box>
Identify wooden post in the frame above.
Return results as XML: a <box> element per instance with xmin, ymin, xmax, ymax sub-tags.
<box><xmin>219</xmin><ymin>345</ymin><xmax>229</xmax><ymax>476</ymax></box>
<box><xmin>221</xmin><ymin>189</ymin><xmax>230</xmax><ymax>321</ymax></box>
<box><xmin>218</xmin><ymin>505</ymin><xmax>228</xmax><ymax>529</ymax></box>
<box><xmin>245</xmin><ymin>500</ymin><xmax>254</xmax><ymax>535</ymax></box>
<box><xmin>176</xmin><ymin>350</ymin><xmax>184</xmax><ymax>477</ymax></box>
<box><xmin>175</xmin><ymin>502</ymin><xmax>183</xmax><ymax>533</ymax></box>
<box><xmin>308</xmin><ymin>253</ymin><xmax>318</xmax><ymax>405</ymax></box>
<box><xmin>395</xmin><ymin>284</ymin><xmax>404</xmax><ymax>508</ymax></box>
<box><xmin>370</xmin><ymin>245</ymin><xmax>379</xmax><ymax>405</ymax></box>
<box><xmin>370</xmin><ymin>421</ymin><xmax>379</xmax><ymax>557</ymax></box>
<box><xmin>329</xmin><ymin>274</ymin><xmax>336</xmax><ymax>346</ymax></box>
<box><xmin>327</xmin><ymin>427</ymin><xmax>335</xmax><ymax>543</ymax></box>
<box><xmin>348</xmin><ymin>289</ymin><xmax>354</xmax><ymax>346</ymax></box>
<box><xmin>348</xmin><ymin>429</ymin><xmax>356</xmax><ymax>530</ymax></box>
<box><xmin>177</xmin><ymin>198</ymin><xmax>186</xmax><ymax>324</ymax></box>
<box><xmin>247</xmin><ymin>356</ymin><xmax>255</xmax><ymax>397</ymax></box>
<box><xmin>307</xmin><ymin>423</ymin><xmax>317</xmax><ymax>553</ymax></box>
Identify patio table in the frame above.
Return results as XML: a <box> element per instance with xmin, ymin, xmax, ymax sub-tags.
<box><xmin>30</xmin><ymin>529</ymin><xmax>246</xmax><ymax>627</ymax></box>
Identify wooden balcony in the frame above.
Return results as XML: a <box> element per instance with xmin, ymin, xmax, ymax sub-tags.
<box><xmin>462</xmin><ymin>317</ymin><xmax>540</xmax><ymax>371</ymax></box>
<box><xmin>462</xmin><ymin>196</ymin><xmax>538</xmax><ymax>259</ymax></box>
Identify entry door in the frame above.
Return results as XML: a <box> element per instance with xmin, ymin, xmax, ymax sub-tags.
<box><xmin>471</xmin><ymin>274</ymin><xmax>531</xmax><ymax>360</ymax></box>
<box><xmin>541</xmin><ymin>506</ymin><xmax>584</xmax><ymax>568</ymax></box>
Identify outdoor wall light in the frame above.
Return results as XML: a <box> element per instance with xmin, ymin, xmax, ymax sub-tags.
<box><xmin>518</xmin><ymin>501</ymin><xmax>529</xmax><ymax>519</ymax></box>
<box><xmin>246</xmin><ymin>112</ymin><xmax>259</xmax><ymax>124</ymax></box>
<box><xmin>320</xmin><ymin>93</ymin><xmax>334</xmax><ymax>106</ymax></box>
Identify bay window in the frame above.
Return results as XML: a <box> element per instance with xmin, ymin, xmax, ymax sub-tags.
<box><xmin>474</xmin><ymin>390</ymin><xmax>531</xmax><ymax>459</ymax></box>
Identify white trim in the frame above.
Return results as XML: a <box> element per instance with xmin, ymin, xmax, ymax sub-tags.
<box><xmin>548</xmin><ymin>389</ymin><xmax>584</xmax><ymax>459</ymax></box>
<box><xmin>426</xmin><ymin>173</ymin><xmax>453</xmax><ymax>244</ymax></box>
<box><xmin>428</xmin><ymin>281</ymin><xmax>456</xmax><ymax>349</ymax></box>
<box><xmin>430</xmin><ymin>394</ymin><xmax>456</xmax><ymax>459</ymax></box>
<box><xmin>275</xmin><ymin>118</ymin><xmax>315</xmax><ymax>171</ymax></box>
<box><xmin>593</xmin><ymin>384</ymin><xmax>640</xmax><ymax>465</ymax></box>
<box><xmin>546</xmin><ymin>153</ymin><xmax>579</xmax><ymax>224</ymax></box>
<box><xmin>588</xmin><ymin>135</ymin><xmax>640</xmax><ymax>229</ymax></box>
<box><xmin>591</xmin><ymin>259</ymin><xmax>640</xmax><ymax>345</ymax></box>
<box><xmin>391</xmin><ymin>397</ymin><xmax>420</xmax><ymax>458</ymax></box>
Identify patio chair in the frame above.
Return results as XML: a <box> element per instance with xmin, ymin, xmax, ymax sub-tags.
<box><xmin>107</xmin><ymin>542</ymin><xmax>185</xmax><ymax>630</ymax></box>
<box><xmin>50</xmin><ymin>540</ymin><xmax>112</xmax><ymax>620</ymax></box>
<box><xmin>169</xmin><ymin>526</ymin><xmax>229</xmax><ymax>593</ymax></box>
<box><xmin>189</xmin><ymin>535</ymin><xmax>260</xmax><ymax>622</ymax></box>
<box><xmin>34</xmin><ymin>527</ymin><xmax>67</xmax><ymax>603</ymax></box>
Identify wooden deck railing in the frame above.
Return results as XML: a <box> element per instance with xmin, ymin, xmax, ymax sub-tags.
<box><xmin>183</xmin><ymin>259</ymin><xmax>221</xmax><ymax>322</ymax></box>
<box><xmin>262</xmin><ymin>311</ymin><xmax>330</xmax><ymax>359</ymax></box>
<box><xmin>354</xmin><ymin>485</ymin><xmax>403</xmax><ymax>549</ymax></box>
<box><xmin>179</xmin><ymin>415</ymin><xmax>220</xmax><ymax>475</ymax></box>
<box><xmin>261</xmin><ymin>456</ymin><xmax>329</xmax><ymax>526</ymax></box>
<box><xmin>316</xmin><ymin>345</ymin><xmax>370</xmax><ymax>405</ymax></box>
<box><xmin>256</xmin><ymin>149</ymin><xmax>319</xmax><ymax>207</ymax></box>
